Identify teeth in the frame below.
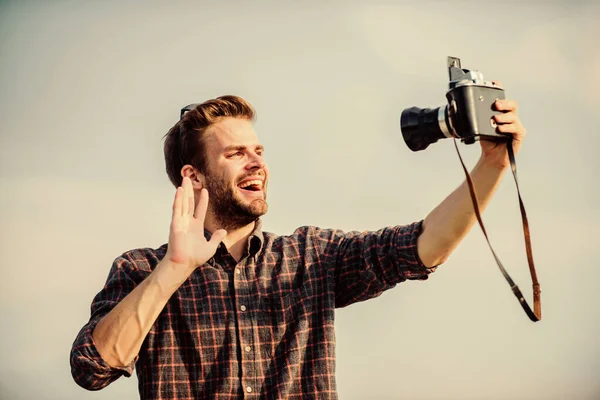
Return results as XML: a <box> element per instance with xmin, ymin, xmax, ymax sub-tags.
<box><xmin>239</xmin><ymin>180</ymin><xmax>262</xmax><ymax>188</ymax></box>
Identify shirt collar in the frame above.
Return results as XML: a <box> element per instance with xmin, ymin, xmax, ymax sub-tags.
<box><xmin>203</xmin><ymin>219</ymin><xmax>264</xmax><ymax>257</ymax></box>
<box><xmin>248</xmin><ymin>218</ymin><xmax>265</xmax><ymax>256</ymax></box>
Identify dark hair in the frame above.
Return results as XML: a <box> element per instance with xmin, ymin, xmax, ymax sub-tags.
<box><xmin>163</xmin><ymin>95</ymin><xmax>256</xmax><ymax>187</ymax></box>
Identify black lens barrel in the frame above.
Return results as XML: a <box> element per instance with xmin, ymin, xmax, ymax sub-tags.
<box><xmin>400</xmin><ymin>106</ymin><xmax>447</xmax><ymax>152</ymax></box>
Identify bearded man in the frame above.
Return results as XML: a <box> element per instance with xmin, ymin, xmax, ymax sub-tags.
<box><xmin>70</xmin><ymin>95</ymin><xmax>526</xmax><ymax>399</ymax></box>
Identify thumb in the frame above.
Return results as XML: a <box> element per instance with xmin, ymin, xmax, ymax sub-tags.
<box><xmin>209</xmin><ymin>229</ymin><xmax>227</xmax><ymax>246</ymax></box>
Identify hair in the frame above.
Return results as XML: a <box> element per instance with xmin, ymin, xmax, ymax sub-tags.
<box><xmin>163</xmin><ymin>95</ymin><xmax>256</xmax><ymax>187</ymax></box>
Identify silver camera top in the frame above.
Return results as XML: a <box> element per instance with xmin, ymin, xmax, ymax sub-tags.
<box><xmin>447</xmin><ymin>56</ymin><xmax>498</xmax><ymax>90</ymax></box>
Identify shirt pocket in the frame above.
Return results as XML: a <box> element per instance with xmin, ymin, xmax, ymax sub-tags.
<box><xmin>257</xmin><ymin>284</ymin><xmax>313</xmax><ymax>360</ymax></box>
<box><xmin>258</xmin><ymin>283</ymin><xmax>311</xmax><ymax>323</ymax></box>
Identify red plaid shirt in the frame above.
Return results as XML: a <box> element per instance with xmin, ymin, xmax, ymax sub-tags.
<box><xmin>70</xmin><ymin>220</ymin><xmax>436</xmax><ymax>399</ymax></box>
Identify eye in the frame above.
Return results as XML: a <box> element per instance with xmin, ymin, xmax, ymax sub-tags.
<box><xmin>227</xmin><ymin>151</ymin><xmax>243</xmax><ymax>158</ymax></box>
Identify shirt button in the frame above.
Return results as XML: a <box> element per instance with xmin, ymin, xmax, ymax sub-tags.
<box><xmin>235</xmin><ymin>268</ymin><xmax>241</xmax><ymax>275</ymax></box>
<box><xmin>245</xmin><ymin>346</ymin><xmax>251</xmax><ymax>352</ymax></box>
<box><xmin>246</xmin><ymin>386</ymin><xmax>252</xmax><ymax>393</ymax></box>
<box><xmin>240</xmin><ymin>305</ymin><xmax>247</xmax><ymax>311</ymax></box>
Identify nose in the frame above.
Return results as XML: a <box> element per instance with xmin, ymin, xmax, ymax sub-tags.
<box><xmin>246</xmin><ymin>152</ymin><xmax>266</xmax><ymax>171</ymax></box>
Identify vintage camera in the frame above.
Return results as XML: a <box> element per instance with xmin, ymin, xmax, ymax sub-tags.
<box><xmin>400</xmin><ymin>56</ymin><xmax>508</xmax><ymax>152</ymax></box>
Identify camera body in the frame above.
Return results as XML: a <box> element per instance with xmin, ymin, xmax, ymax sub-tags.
<box><xmin>401</xmin><ymin>57</ymin><xmax>508</xmax><ymax>152</ymax></box>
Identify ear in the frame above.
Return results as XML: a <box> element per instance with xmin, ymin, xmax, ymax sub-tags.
<box><xmin>181</xmin><ymin>165</ymin><xmax>206</xmax><ymax>189</ymax></box>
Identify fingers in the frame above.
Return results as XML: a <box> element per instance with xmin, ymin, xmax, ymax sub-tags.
<box><xmin>172</xmin><ymin>187</ymin><xmax>183</xmax><ymax>220</ymax></box>
<box><xmin>494</xmin><ymin>111</ymin><xmax>517</xmax><ymax>124</ymax></box>
<box><xmin>495</xmin><ymin>121</ymin><xmax>526</xmax><ymax>140</ymax></box>
<box><xmin>173</xmin><ymin>177</ymin><xmax>196</xmax><ymax>221</ymax></box>
<box><xmin>181</xmin><ymin>177</ymin><xmax>191</xmax><ymax>216</ymax></box>
<box><xmin>187</xmin><ymin>180</ymin><xmax>195</xmax><ymax>216</ymax></box>
<box><xmin>175</xmin><ymin>177</ymin><xmax>208</xmax><ymax>222</ymax></box>
<box><xmin>491</xmin><ymin>97</ymin><xmax>525</xmax><ymax>139</ymax></box>
<box><xmin>194</xmin><ymin>188</ymin><xmax>209</xmax><ymax>222</ymax></box>
<box><xmin>496</xmin><ymin>122</ymin><xmax>517</xmax><ymax>133</ymax></box>
<box><xmin>494</xmin><ymin>99</ymin><xmax>518</xmax><ymax>112</ymax></box>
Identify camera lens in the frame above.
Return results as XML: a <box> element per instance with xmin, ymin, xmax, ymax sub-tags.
<box><xmin>400</xmin><ymin>106</ymin><xmax>448</xmax><ymax>152</ymax></box>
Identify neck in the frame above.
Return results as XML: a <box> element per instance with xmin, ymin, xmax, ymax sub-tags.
<box><xmin>205</xmin><ymin>214</ymin><xmax>256</xmax><ymax>262</ymax></box>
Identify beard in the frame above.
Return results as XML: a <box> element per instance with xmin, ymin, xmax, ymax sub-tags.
<box><xmin>204</xmin><ymin>172</ymin><xmax>268</xmax><ymax>231</ymax></box>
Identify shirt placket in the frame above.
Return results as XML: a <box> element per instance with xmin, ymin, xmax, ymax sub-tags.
<box><xmin>232</xmin><ymin>253</ymin><xmax>259</xmax><ymax>397</ymax></box>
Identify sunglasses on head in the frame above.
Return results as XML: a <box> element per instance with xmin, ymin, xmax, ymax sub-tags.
<box><xmin>177</xmin><ymin>103</ymin><xmax>201</xmax><ymax>166</ymax></box>
<box><xmin>180</xmin><ymin>103</ymin><xmax>200</xmax><ymax>120</ymax></box>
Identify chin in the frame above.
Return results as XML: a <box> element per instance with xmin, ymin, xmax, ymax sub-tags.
<box><xmin>232</xmin><ymin>195</ymin><xmax>267</xmax><ymax>217</ymax></box>
<box><xmin>249</xmin><ymin>200</ymin><xmax>268</xmax><ymax>216</ymax></box>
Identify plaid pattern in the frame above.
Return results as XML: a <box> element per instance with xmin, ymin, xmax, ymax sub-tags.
<box><xmin>70</xmin><ymin>219</ymin><xmax>435</xmax><ymax>399</ymax></box>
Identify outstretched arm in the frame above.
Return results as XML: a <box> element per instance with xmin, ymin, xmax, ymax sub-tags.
<box><xmin>416</xmin><ymin>98</ymin><xmax>526</xmax><ymax>267</ymax></box>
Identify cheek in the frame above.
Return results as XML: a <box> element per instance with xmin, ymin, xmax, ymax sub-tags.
<box><xmin>215</xmin><ymin>165</ymin><xmax>236</xmax><ymax>183</ymax></box>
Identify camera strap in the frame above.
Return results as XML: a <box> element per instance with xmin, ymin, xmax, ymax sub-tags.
<box><xmin>453</xmin><ymin>139</ymin><xmax>541</xmax><ymax>322</ymax></box>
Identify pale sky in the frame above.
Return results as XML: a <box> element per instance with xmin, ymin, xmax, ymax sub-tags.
<box><xmin>1</xmin><ymin>1</ymin><xmax>599</xmax><ymax>399</ymax></box>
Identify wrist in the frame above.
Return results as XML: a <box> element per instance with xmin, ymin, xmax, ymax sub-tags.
<box><xmin>477</xmin><ymin>153</ymin><xmax>510</xmax><ymax>173</ymax></box>
<box><xmin>152</xmin><ymin>259</ymin><xmax>194</xmax><ymax>296</ymax></box>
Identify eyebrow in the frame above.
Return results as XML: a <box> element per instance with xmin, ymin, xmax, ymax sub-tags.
<box><xmin>223</xmin><ymin>145</ymin><xmax>264</xmax><ymax>153</ymax></box>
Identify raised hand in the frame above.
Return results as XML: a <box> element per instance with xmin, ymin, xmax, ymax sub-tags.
<box><xmin>479</xmin><ymin>81</ymin><xmax>527</xmax><ymax>169</ymax></box>
<box><xmin>88</xmin><ymin>177</ymin><xmax>227</xmax><ymax>369</ymax></box>
<box><xmin>165</xmin><ymin>177</ymin><xmax>227</xmax><ymax>272</ymax></box>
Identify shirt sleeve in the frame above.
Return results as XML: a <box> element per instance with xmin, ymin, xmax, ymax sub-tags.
<box><xmin>314</xmin><ymin>220</ymin><xmax>437</xmax><ymax>308</ymax></box>
<box><xmin>70</xmin><ymin>256</ymin><xmax>139</xmax><ymax>391</ymax></box>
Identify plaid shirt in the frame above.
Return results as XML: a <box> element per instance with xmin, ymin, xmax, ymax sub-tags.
<box><xmin>70</xmin><ymin>219</ymin><xmax>436</xmax><ymax>399</ymax></box>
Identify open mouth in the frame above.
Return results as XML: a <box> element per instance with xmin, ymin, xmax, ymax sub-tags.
<box><xmin>237</xmin><ymin>180</ymin><xmax>263</xmax><ymax>192</ymax></box>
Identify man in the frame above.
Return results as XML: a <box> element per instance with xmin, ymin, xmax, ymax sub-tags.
<box><xmin>70</xmin><ymin>94</ymin><xmax>525</xmax><ymax>399</ymax></box>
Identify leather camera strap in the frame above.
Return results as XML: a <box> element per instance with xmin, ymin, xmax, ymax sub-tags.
<box><xmin>453</xmin><ymin>138</ymin><xmax>542</xmax><ymax>322</ymax></box>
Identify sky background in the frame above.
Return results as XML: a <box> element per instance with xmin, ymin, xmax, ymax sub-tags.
<box><xmin>1</xmin><ymin>0</ymin><xmax>599</xmax><ymax>399</ymax></box>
